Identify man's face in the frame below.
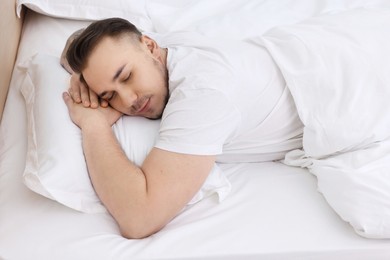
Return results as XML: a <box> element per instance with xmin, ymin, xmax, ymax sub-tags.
<box><xmin>82</xmin><ymin>35</ymin><xmax>169</xmax><ymax>119</ymax></box>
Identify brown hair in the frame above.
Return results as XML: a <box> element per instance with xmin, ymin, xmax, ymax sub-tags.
<box><xmin>66</xmin><ymin>17</ymin><xmax>142</xmax><ymax>74</ymax></box>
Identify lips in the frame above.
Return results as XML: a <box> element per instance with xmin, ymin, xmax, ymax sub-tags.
<box><xmin>136</xmin><ymin>98</ymin><xmax>150</xmax><ymax>113</ymax></box>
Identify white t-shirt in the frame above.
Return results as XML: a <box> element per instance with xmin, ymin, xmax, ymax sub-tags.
<box><xmin>151</xmin><ymin>32</ymin><xmax>303</xmax><ymax>163</ymax></box>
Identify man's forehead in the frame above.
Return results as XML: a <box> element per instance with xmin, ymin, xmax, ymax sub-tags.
<box><xmin>89</xmin><ymin>35</ymin><xmax>140</xmax><ymax>61</ymax></box>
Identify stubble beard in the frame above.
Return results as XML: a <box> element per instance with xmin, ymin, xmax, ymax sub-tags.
<box><xmin>147</xmin><ymin>58</ymin><xmax>169</xmax><ymax>120</ymax></box>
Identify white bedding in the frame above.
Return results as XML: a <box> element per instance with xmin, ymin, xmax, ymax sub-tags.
<box><xmin>261</xmin><ymin>7</ymin><xmax>390</xmax><ymax>238</ymax></box>
<box><xmin>2</xmin><ymin>2</ymin><xmax>390</xmax><ymax>260</ymax></box>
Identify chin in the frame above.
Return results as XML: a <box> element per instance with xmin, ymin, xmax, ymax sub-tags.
<box><xmin>145</xmin><ymin>112</ymin><xmax>163</xmax><ymax>120</ymax></box>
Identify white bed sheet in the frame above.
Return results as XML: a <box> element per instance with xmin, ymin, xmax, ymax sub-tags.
<box><xmin>1</xmin><ymin>10</ymin><xmax>390</xmax><ymax>260</ymax></box>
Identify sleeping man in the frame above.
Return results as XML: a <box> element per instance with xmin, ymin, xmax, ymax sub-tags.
<box><xmin>61</xmin><ymin>18</ymin><xmax>303</xmax><ymax>239</ymax></box>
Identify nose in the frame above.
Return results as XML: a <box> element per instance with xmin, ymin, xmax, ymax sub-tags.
<box><xmin>112</xmin><ymin>87</ymin><xmax>138</xmax><ymax>112</ymax></box>
<box><xmin>121</xmin><ymin>89</ymin><xmax>137</xmax><ymax>108</ymax></box>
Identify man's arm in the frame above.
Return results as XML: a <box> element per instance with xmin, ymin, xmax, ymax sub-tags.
<box><xmin>63</xmin><ymin>92</ymin><xmax>215</xmax><ymax>239</ymax></box>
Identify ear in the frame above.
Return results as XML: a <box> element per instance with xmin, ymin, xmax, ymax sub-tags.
<box><xmin>141</xmin><ymin>35</ymin><xmax>161</xmax><ymax>59</ymax></box>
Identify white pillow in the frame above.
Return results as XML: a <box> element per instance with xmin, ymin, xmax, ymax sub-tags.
<box><xmin>16</xmin><ymin>0</ymin><xmax>153</xmax><ymax>32</ymax></box>
<box><xmin>262</xmin><ymin>8</ymin><xmax>390</xmax><ymax>238</ymax></box>
<box><xmin>19</xmin><ymin>53</ymin><xmax>231</xmax><ymax>213</ymax></box>
<box><xmin>19</xmin><ymin>0</ymin><xmax>390</xmax><ymax>41</ymax></box>
<box><xmin>147</xmin><ymin>0</ymin><xmax>390</xmax><ymax>41</ymax></box>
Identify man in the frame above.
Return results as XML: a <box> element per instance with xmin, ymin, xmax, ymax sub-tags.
<box><xmin>62</xmin><ymin>18</ymin><xmax>303</xmax><ymax>239</ymax></box>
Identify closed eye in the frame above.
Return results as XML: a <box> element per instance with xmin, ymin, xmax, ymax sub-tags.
<box><xmin>106</xmin><ymin>92</ymin><xmax>116</xmax><ymax>101</ymax></box>
<box><xmin>123</xmin><ymin>73</ymin><xmax>131</xmax><ymax>82</ymax></box>
<box><xmin>101</xmin><ymin>91</ymin><xmax>115</xmax><ymax>101</ymax></box>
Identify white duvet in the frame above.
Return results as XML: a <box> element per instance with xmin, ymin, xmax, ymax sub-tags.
<box><xmin>261</xmin><ymin>8</ymin><xmax>390</xmax><ymax>238</ymax></box>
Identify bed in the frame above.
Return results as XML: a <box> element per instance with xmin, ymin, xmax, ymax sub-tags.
<box><xmin>2</xmin><ymin>0</ymin><xmax>390</xmax><ymax>259</ymax></box>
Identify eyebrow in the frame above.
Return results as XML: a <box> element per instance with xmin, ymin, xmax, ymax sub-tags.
<box><xmin>113</xmin><ymin>64</ymin><xmax>126</xmax><ymax>82</ymax></box>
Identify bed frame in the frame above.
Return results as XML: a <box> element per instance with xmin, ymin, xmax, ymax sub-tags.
<box><xmin>0</xmin><ymin>0</ymin><xmax>24</xmax><ymax>123</ymax></box>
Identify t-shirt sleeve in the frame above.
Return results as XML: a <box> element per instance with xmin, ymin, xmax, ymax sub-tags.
<box><xmin>155</xmin><ymin>88</ymin><xmax>241</xmax><ymax>155</ymax></box>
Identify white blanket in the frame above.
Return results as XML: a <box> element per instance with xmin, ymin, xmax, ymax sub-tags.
<box><xmin>261</xmin><ymin>7</ymin><xmax>390</xmax><ymax>238</ymax></box>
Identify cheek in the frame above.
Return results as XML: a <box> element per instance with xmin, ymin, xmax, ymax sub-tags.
<box><xmin>108</xmin><ymin>98</ymin><xmax>125</xmax><ymax>113</ymax></box>
<box><xmin>155</xmin><ymin>89</ymin><xmax>169</xmax><ymax>115</ymax></box>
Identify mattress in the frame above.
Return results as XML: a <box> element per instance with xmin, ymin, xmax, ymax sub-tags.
<box><xmin>1</xmin><ymin>9</ymin><xmax>390</xmax><ymax>260</ymax></box>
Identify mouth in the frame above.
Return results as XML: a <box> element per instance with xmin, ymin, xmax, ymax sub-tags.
<box><xmin>136</xmin><ymin>97</ymin><xmax>150</xmax><ymax>114</ymax></box>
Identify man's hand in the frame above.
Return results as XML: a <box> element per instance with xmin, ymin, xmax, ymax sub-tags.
<box><xmin>68</xmin><ymin>73</ymin><xmax>109</xmax><ymax>109</ymax></box>
<box><xmin>63</xmin><ymin>91</ymin><xmax>122</xmax><ymax>129</ymax></box>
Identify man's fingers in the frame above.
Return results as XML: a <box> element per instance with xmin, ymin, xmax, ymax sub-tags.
<box><xmin>69</xmin><ymin>75</ymin><xmax>82</xmax><ymax>103</ymax></box>
<box><xmin>68</xmin><ymin>73</ymin><xmax>102</xmax><ymax>108</ymax></box>
<box><xmin>70</xmin><ymin>88</ymin><xmax>81</xmax><ymax>103</ymax></box>
<box><xmin>100</xmin><ymin>99</ymin><xmax>109</xmax><ymax>108</ymax></box>
<box><xmin>89</xmin><ymin>88</ymin><xmax>99</xmax><ymax>108</ymax></box>
<box><xmin>79</xmin><ymin>82</ymin><xmax>90</xmax><ymax>107</ymax></box>
<box><xmin>62</xmin><ymin>92</ymin><xmax>73</xmax><ymax>106</ymax></box>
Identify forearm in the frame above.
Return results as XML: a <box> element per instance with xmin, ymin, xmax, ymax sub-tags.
<box><xmin>63</xmin><ymin>92</ymin><xmax>214</xmax><ymax>238</ymax></box>
<box><xmin>81</xmin><ymin>119</ymin><xmax>158</xmax><ymax>238</ymax></box>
